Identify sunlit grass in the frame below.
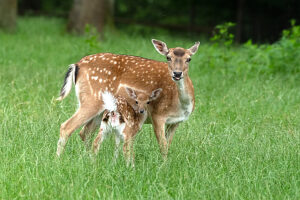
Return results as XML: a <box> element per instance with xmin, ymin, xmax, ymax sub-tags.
<box><xmin>0</xmin><ymin>17</ymin><xmax>299</xmax><ymax>199</ymax></box>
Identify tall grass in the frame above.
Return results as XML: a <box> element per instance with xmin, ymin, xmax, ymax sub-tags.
<box><xmin>0</xmin><ymin>17</ymin><xmax>299</xmax><ymax>199</ymax></box>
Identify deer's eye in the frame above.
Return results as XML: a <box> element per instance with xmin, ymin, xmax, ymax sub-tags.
<box><xmin>147</xmin><ymin>101</ymin><xmax>150</xmax><ymax>104</ymax></box>
<box><xmin>135</xmin><ymin>101</ymin><xmax>138</xmax><ymax>104</ymax></box>
<box><xmin>186</xmin><ymin>58</ymin><xmax>191</xmax><ymax>62</ymax></box>
<box><xmin>167</xmin><ymin>56</ymin><xmax>171</xmax><ymax>61</ymax></box>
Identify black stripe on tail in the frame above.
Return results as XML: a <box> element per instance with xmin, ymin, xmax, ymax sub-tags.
<box><xmin>74</xmin><ymin>64</ymin><xmax>79</xmax><ymax>84</ymax></box>
<box><xmin>59</xmin><ymin>64</ymin><xmax>79</xmax><ymax>97</ymax></box>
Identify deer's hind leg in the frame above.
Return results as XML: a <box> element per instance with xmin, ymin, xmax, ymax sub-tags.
<box><xmin>57</xmin><ymin>104</ymin><xmax>103</xmax><ymax>157</ymax></box>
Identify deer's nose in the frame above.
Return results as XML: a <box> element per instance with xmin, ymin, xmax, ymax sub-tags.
<box><xmin>173</xmin><ymin>71</ymin><xmax>182</xmax><ymax>78</ymax></box>
<box><xmin>139</xmin><ymin>109</ymin><xmax>144</xmax><ymax>114</ymax></box>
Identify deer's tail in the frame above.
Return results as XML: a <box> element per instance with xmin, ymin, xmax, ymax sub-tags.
<box><xmin>56</xmin><ymin>64</ymin><xmax>79</xmax><ymax>101</ymax></box>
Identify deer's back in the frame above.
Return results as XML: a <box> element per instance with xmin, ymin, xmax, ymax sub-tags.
<box><xmin>76</xmin><ymin>53</ymin><xmax>182</xmax><ymax>115</ymax></box>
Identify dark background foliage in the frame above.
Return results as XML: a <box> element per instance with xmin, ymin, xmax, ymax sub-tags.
<box><xmin>17</xmin><ymin>0</ymin><xmax>300</xmax><ymax>43</ymax></box>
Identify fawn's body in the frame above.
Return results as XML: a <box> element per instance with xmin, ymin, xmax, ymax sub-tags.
<box><xmin>92</xmin><ymin>88</ymin><xmax>161</xmax><ymax>166</ymax></box>
<box><xmin>56</xmin><ymin>39</ymin><xmax>199</xmax><ymax>157</ymax></box>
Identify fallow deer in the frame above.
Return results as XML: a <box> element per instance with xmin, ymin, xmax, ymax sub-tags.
<box><xmin>56</xmin><ymin>39</ymin><xmax>199</xmax><ymax>157</ymax></box>
<box><xmin>92</xmin><ymin>87</ymin><xmax>162</xmax><ymax>166</ymax></box>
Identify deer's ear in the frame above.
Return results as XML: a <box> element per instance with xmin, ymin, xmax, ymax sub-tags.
<box><xmin>151</xmin><ymin>39</ymin><xmax>169</xmax><ymax>56</ymax></box>
<box><xmin>188</xmin><ymin>41</ymin><xmax>200</xmax><ymax>55</ymax></box>
<box><xmin>125</xmin><ymin>87</ymin><xmax>137</xmax><ymax>100</ymax></box>
<box><xmin>150</xmin><ymin>88</ymin><xmax>162</xmax><ymax>100</ymax></box>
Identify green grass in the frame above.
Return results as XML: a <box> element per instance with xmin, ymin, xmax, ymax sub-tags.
<box><xmin>0</xmin><ymin>17</ymin><xmax>299</xmax><ymax>199</ymax></box>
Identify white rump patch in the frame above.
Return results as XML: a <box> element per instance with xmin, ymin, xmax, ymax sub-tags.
<box><xmin>102</xmin><ymin>91</ymin><xmax>117</xmax><ymax>112</ymax></box>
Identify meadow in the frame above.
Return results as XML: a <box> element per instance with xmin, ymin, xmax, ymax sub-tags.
<box><xmin>0</xmin><ymin>17</ymin><xmax>299</xmax><ymax>199</ymax></box>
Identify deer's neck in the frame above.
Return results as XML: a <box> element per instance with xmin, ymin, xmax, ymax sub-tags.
<box><xmin>164</xmin><ymin>76</ymin><xmax>194</xmax><ymax>124</ymax></box>
<box><xmin>176</xmin><ymin>76</ymin><xmax>193</xmax><ymax>108</ymax></box>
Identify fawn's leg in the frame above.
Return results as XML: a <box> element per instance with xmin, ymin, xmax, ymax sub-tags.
<box><xmin>79</xmin><ymin>116</ymin><xmax>101</xmax><ymax>141</ymax></box>
<box><xmin>114</xmin><ymin>136</ymin><xmax>121</xmax><ymax>161</ymax></box>
<box><xmin>130</xmin><ymin>138</ymin><xmax>135</xmax><ymax>167</ymax></box>
<box><xmin>123</xmin><ymin>138</ymin><xmax>133</xmax><ymax>167</ymax></box>
<box><xmin>92</xmin><ymin>123</ymin><xmax>109</xmax><ymax>155</ymax></box>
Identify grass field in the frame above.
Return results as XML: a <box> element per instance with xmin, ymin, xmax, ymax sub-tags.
<box><xmin>0</xmin><ymin>17</ymin><xmax>299</xmax><ymax>199</ymax></box>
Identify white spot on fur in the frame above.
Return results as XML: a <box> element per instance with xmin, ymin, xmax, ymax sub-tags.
<box><xmin>113</xmin><ymin>76</ymin><xmax>116</xmax><ymax>81</ymax></box>
<box><xmin>91</xmin><ymin>76</ymin><xmax>98</xmax><ymax>80</ymax></box>
<box><xmin>99</xmin><ymin>79</ymin><xmax>103</xmax><ymax>83</ymax></box>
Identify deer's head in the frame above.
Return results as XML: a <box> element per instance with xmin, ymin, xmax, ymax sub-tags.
<box><xmin>152</xmin><ymin>39</ymin><xmax>200</xmax><ymax>81</ymax></box>
<box><xmin>125</xmin><ymin>87</ymin><xmax>162</xmax><ymax>114</ymax></box>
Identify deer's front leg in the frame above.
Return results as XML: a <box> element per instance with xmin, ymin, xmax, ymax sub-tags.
<box><xmin>166</xmin><ymin>123</ymin><xmax>179</xmax><ymax>148</ymax></box>
<box><xmin>152</xmin><ymin>116</ymin><xmax>168</xmax><ymax>158</ymax></box>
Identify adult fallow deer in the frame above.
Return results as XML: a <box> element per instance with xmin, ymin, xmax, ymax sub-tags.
<box><xmin>56</xmin><ymin>39</ymin><xmax>200</xmax><ymax>157</ymax></box>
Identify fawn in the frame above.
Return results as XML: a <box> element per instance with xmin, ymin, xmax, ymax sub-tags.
<box><xmin>92</xmin><ymin>87</ymin><xmax>162</xmax><ymax>166</ymax></box>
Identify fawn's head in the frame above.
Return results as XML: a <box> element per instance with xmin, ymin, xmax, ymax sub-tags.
<box><xmin>125</xmin><ymin>87</ymin><xmax>162</xmax><ymax>114</ymax></box>
<box><xmin>152</xmin><ymin>39</ymin><xmax>200</xmax><ymax>81</ymax></box>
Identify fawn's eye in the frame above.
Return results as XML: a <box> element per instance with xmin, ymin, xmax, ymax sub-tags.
<box><xmin>135</xmin><ymin>101</ymin><xmax>138</xmax><ymax>104</ymax></box>
<box><xmin>147</xmin><ymin>101</ymin><xmax>150</xmax><ymax>104</ymax></box>
<box><xmin>186</xmin><ymin>58</ymin><xmax>191</xmax><ymax>62</ymax></box>
<box><xmin>167</xmin><ymin>56</ymin><xmax>171</xmax><ymax>61</ymax></box>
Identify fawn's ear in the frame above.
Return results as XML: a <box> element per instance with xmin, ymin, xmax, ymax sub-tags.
<box><xmin>125</xmin><ymin>87</ymin><xmax>137</xmax><ymax>100</ymax></box>
<box><xmin>152</xmin><ymin>39</ymin><xmax>169</xmax><ymax>56</ymax></box>
<box><xmin>150</xmin><ymin>88</ymin><xmax>163</xmax><ymax>101</ymax></box>
<box><xmin>188</xmin><ymin>41</ymin><xmax>200</xmax><ymax>55</ymax></box>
